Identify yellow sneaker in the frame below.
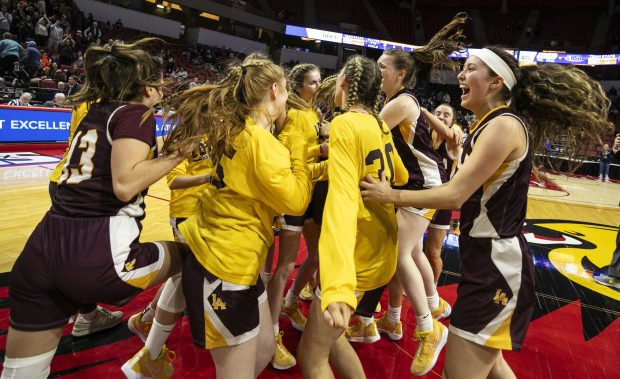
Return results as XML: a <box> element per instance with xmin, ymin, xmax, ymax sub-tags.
<box><xmin>127</xmin><ymin>310</ymin><xmax>153</xmax><ymax>343</ymax></box>
<box><xmin>299</xmin><ymin>282</ymin><xmax>314</xmax><ymax>301</ymax></box>
<box><xmin>272</xmin><ymin>331</ymin><xmax>296</xmax><ymax>370</ymax></box>
<box><xmin>411</xmin><ymin>319</ymin><xmax>448</xmax><ymax>376</ymax></box>
<box><xmin>280</xmin><ymin>300</ymin><xmax>307</xmax><ymax>332</ymax></box>
<box><xmin>376</xmin><ymin>314</ymin><xmax>403</xmax><ymax>341</ymax></box>
<box><xmin>121</xmin><ymin>346</ymin><xmax>176</xmax><ymax>379</ymax></box>
<box><xmin>431</xmin><ymin>298</ymin><xmax>452</xmax><ymax>321</ymax></box>
<box><xmin>345</xmin><ymin>315</ymin><xmax>380</xmax><ymax>343</ymax></box>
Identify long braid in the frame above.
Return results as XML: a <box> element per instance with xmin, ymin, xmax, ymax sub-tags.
<box><xmin>344</xmin><ymin>57</ymin><xmax>363</xmax><ymax>111</ymax></box>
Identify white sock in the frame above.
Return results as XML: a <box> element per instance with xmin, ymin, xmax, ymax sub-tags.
<box><xmin>427</xmin><ymin>292</ymin><xmax>440</xmax><ymax>311</ymax></box>
<box><xmin>360</xmin><ymin>316</ymin><xmax>374</xmax><ymax>326</ymax></box>
<box><xmin>145</xmin><ymin>319</ymin><xmax>175</xmax><ymax>360</ymax></box>
<box><xmin>416</xmin><ymin>313</ymin><xmax>433</xmax><ymax>333</ymax></box>
<box><xmin>1</xmin><ymin>349</ymin><xmax>56</xmax><ymax>379</ymax></box>
<box><xmin>387</xmin><ymin>305</ymin><xmax>401</xmax><ymax>324</ymax></box>
<box><xmin>78</xmin><ymin>306</ymin><xmax>99</xmax><ymax>321</ymax></box>
<box><xmin>141</xmin><ymin>305</ymin><xmax>156</xmax><ymax>323</ymax></box>
<box><xmin>284</xmin><ymin>289</ymin><xmax>298</xmax><ymax>308</ymax></box>
<box><xmin>273</xmin><ymin>323</ymin><xmax>279</xmax><ymax>336</ymax></box>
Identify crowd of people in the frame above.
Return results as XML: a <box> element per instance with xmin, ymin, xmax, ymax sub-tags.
<box><xmin>0</xmin><ymin>9</ymin><xmax>615</xmax><ymax>379</ymax></box>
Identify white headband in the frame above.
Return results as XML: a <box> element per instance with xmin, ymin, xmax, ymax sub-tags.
<box><xmin>472</xmin><ymin>48</ymin><xmax>517</xmax><ymax>90</ymax></box>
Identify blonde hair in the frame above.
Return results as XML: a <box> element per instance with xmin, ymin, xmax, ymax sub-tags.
<box><xmin>340</xmin><ymin>55</ymin><xmax>384</xmax><ymax>131</ymax></box>
<box><xmin>162</xmin><ymin>53</ymin><xmax>285</xmax><ymax>163</ymax></box>
<box><xmin>383</xmin><ymin>12</ymin><xmax>468</xmax><ymax>87</ymax></box>
<box><xmin>311</xmin><ymin>74</ymin><xmax>337</xmax><ymax>118</ymax></box>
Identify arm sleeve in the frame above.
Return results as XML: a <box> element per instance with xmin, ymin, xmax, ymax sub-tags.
<box><xmin>307</xmin><ymin>144</ymin><xmax>321</xmax><ymax>159</ymax></box>
<box><xmin>318</xmin><ymin>117</ymin><xmax>359</xmax><ymax>311</ymax></box>
<box><xmin>308</xmin><ymin>160</ymin><xmax>328</xmax><ymax>181</ymax></box>
<box><xmin>253</xmin><ymin>131</ymin><xmax>312</xmax><ymax>215</ymax></box>
<box><xmin>166</xmin><ymin>159</ymin><xmax>189</xmax><ymax>188</ymax></box>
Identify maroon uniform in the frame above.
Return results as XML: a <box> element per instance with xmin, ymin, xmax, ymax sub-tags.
<box><xmin>9</xmin><ymin>103</ymin><xmax>165</xmax><ymax>332</ymax></box>
<box><xmin>449</xmin><ymin>106</ymin><xmax>535</xmax><ymax>351</ymax></box>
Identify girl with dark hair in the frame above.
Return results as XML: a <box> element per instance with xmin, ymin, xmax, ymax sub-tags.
<box><xmin>297</xmin><ymin>55</ymin><xmax>408</xmax><ymax>378</ymax></box>
<box><xmin>2</xmin><ymin>39</ymin><xmax>190</xmax><ymax>379</ymax></box>
<box><xmin>424</xmin><ymin>103</ymin><xmax>463</xmax><ymax>282</ymax></box>
<box><xmin>361</xmin><ymin>47</ymin><xmax>612</xmax><ymax>378</ymax></box>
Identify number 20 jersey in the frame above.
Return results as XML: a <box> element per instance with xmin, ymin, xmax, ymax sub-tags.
<box><xmin>51</xmin><ymin>103</ymin><xmax>157</xmax><ymax>219</ymax></box>
<box><xmin>319</xmin><ymin>111</ymin><xmax>409</xmax><ymax>311</ymax></box>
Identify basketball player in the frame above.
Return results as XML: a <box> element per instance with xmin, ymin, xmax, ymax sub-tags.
<box><xmin>361</xmin><ymin>46</ymin><xmax>612</xmax><ymax>378</ymax></box>
<box><xmin>136</xmin><ymin>54</ymin><xmax>313</xmax><ymax>379</ymax></box>
<box><xmin>48</xmin><ymin>102</ymin><xmax>125</xmax><ymax>338</ymax></box>
<box><xmin>123</xmin><ymin>139</ymin><xmax>213</xmax><ymax>350</ymax></box>
<box><xmin>297</xmin><ymin>55</ymin><xmax>408</xmax><ymax>379</ymax></box>
<box><xmin>352</xmin><ymin>14</ymin><xmax>467</xmax><ymax>376</ymax></box>
<box><xmin>2</xmin><ymin>39</ymin><xmax>190</xmax><ymax>379</ymax></box>
<box><xmin>424</xmin><ymin>103</ymin><xmax>463</xmax><ymax>283</ymax></box>
<box><xmin>268</xmin><ymin>63</ymin><xmax>326</xmax><ymax>370</ymax></box>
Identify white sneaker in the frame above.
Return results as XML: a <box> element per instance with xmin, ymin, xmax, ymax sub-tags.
<box><xmin>71</xmin><ymin>306</ymin><xmax>123</xmax><ymax>337</ymax></box>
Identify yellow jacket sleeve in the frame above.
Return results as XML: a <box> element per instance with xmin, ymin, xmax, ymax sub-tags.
<box><xmin>308</xmin><ymin>144</ymin><xmax>321</xmax><ymax>159</ymax></box>
<box><xmin>308</xmin><ymin>160</ymin><xmax>328</xmax><ymax>181</ymax></box>
<box><xmin>318</xmin><ymin>117</ymin><xmax>359</xmax><ymax>311</ymax></box>
<box><xmin>166</xmin><ymin>159</ymin><xmax>189</xmax><ymax>188</ymax></box>
<box><xmin>49</xmin><ymin>103</ymin><xmax>89</xmax><ymax>183</ymax></box>
<box><xmin>252</xmin><ymin>131</ymin><xmax>312</xmax><ymax>216</ymax></box>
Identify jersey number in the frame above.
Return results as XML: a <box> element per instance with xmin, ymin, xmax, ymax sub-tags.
<box><xmin>364</xmin><ymin>143</ymin><xmax>395</xmax><ymax>185</ymax></box>
<box><xmin>59</xmin><ymin>129</ymin><xmax>98</xmax><ymax>184</ymax></box>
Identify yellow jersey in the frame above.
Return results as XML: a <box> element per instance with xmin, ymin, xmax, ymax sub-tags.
<box><xmin>49</xmin><ymin>102</ymin><xmax>90</xmax><ymax>183</ymax></box>
<box><xmin>167</xmin><ymin>141</ymin><xmax>213</xmax><ymax>219</ymax></box>
<box><xmin>277</xmin><ymin>107</ymin><xmax>328</xmax><ymax>181</ymax></box>
<box><xmin>319</xmin><ymin>111</ymin><xmax>408</xmax><ymax>311</ymax></box>
<box><xmin>180</xmin><ymin>118</ymin><xmax>312</xmax><ymax>286</ymax></box>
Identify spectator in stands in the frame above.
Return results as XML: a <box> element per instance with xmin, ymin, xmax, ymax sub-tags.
<box><xmin>83</xmin><ymin>21</ymin><xmax>101</xmax><ymax>41</ymax></box>
<box><xmin>0</xmin><ymin>5</ymin><xmax>12</xmax><ymax>35</ymax></box>
<box><xmin>42</xmin><ymin>92</ymin><xmax>65</xmax><ymax>107</ymax></box>
<box><xmin>57</xmin><ymin>80</ymin><xmax>66</xmax><ymax>92</ymax></box>
<box><xmin>22</xmin><ymin>40</ymin><xmax>40</xmax><ymax>77</ymax></box>
<box><xmin>171</xmin><ymin>67</ymin><xmax>188</xmax><ymax>80</ymax></box>
<box><xmin>189</xmin><ymin>76</ymin><xmax>200</xmax><ymax>88</ymax></box>
<box><xmin>103</xmin><ymin>38</ymin><xmax>113</xmax><ymax>49</ymax></box>
<box><xmin>35</xmin><ymin>0</ymin><xmax>45</xmax><ymax>15</ymax></box>
<box><xmin>84</xmin><ymin>30</ymin><xmax>94</xmax><ymax>46</ymax></box>
<box><xmin>114</xmin><ymin>18</ymin><xmax>123</xmax><ymax>31</ymax></box>
<box><xmin>47</xmin><ymin>18</ymin><xmax>64</xmax><ymax>51</ymax></box>
<box><xmin>74</xmin><ymin>50</ymin><xmax>83</xmax><ymax>67</ymax></box>
<box><xmin>598</xmin><ymin>143</ymin><xmax>612</xmax><ymax>181</ymax></box>
<box><xmin>8</xmin><ymin>92</ymin><xmax>32</xmax><ymax>106</ymax></box>
<box><xmin>0</xmin><ymin>32</ymin><xmax>24</xmax><ymax>76</ymax></box>
<box><xmin>613</xmin><ymin>133</ymin><xmax>620</xmax><ymax>164</ymax></box>
<box><xmin>66</xmin><ymin>74</ymin><xmax>81</xmax><ymax>96</ymax></box>
<box><xmin>34</xmin><ymin>13</ymin><xmax>50</xmax><ymax>46</ymax></box>
<box><xmin>16</xmin><ymin>13</ymin><xmax>34</xmax><ymax>43</ymax></box>
<box><xmin>59</xmin><ymin>33</ymin><xmax>74</xmax><ymax>65</ymax></box>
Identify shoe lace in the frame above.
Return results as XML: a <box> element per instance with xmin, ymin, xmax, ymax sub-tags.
<box><xmin>97</xmin><ymin>307</ymin><xmax>117</xmax><ymax>320</ymax></box>
<box><xmin>413</xmin><ymin>330</ymin><xmax>434</xmax><ymax>359</ymax></box>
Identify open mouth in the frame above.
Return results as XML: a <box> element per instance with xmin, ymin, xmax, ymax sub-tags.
<box><xmin>460</xmin><ymin>85</ymin><xmax>470</xmax><ymax>98</ymax></box>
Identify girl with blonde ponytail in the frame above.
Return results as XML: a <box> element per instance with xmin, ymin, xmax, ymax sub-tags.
<box><xmin>129</xmin><ymin>54</ymin><xmax>313</xmax><ymax>379</ymax></box>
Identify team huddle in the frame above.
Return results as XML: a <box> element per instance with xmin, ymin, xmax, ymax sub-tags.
<box><xmin>1</xmin><ymin>12</ymin><xmax>612</xmax><ymax>379</ymax></box>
